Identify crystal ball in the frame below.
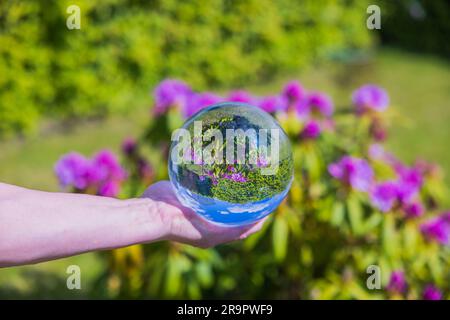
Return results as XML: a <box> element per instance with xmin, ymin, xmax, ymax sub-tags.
<box><xmin>168</xmin><ymin>102</ymin><xmax>294</xmax><ymax>226</ymax></box>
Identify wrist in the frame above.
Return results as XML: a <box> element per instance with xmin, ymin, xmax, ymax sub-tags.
<box><xmin>124</xmin><ymin>198</ymin><xmax>171</xmax><ymax>244</ymax></box>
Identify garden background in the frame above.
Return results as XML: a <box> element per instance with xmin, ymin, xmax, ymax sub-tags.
<box><xmin>0</xmin><ymin>0</ymin><xmax>449</xmax><ymax>299</ymax></box>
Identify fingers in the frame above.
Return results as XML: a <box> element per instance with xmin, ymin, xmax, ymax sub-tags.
<box><xmin>143</xmin><ymin>180</ymin><xmax>269</xmax><ymax>248</ymax></box>
<box><xmin>238</xmin><ymin>217</ymin><xmax>267</xmax><ymax>239</ymax></box>
<box><xmin>214</xmin><ymin>217</ymin><xmax>268</xmax><ymax>244</ymax></box>
<box><xmin>142</xmin><ymin>180</ymin><xmax>171</xmax><ymax>197</ymax></box>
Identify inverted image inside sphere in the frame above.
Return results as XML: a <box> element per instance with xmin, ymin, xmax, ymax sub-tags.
<box><xmin>169</xmin><ymin>102</ymin><xmax>294</xmax><ymax>226</ymax></box>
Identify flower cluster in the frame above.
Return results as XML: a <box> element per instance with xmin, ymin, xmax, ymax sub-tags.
<box><xmin>152</xmin><ymin>79</ymin><xmax>337</xmax><ymax>140</ymax></box>
<box><xmin>55</xmin><ymin>79</ymin><xmax>448</xmax><ymax>300</ymax></box>
<box><xmin>153</xmin><ymin>80</ymin><xmax>450</xmax><ymax>248</ymax></box>
<box><xmin>327</xmin><ymin>135</ymin><xmax>449</xmax><ymax>247</ymax></box>
<box><xmin>422</xmin><ymin>285</ymin><xmax>443</xmax><ymax>300</ymax></box>
<box><xmin>420</xmin><ymin>212</ymin><xmax>450</xmax><ymax>245</ymax></box>
<box><xmin>152</xmin><ymin>80</ymin><xmax>447</xmax><ymax>299</ymax></box>
<box><xmin>387</xmin><ymin>270</ymin><xmax>407</xmax><ymax>294</ymax></box>
<box><xmin>198</xmin><ymin>169</ymin><xmax>248</xmax><ymax>185</ymax></box>
<box><xmin>370</xmin><ymin>166</ymin><xmax>423</xmax><ymax>213</ymax></box>
<box><xmin>352</xmin><ymin>84</ymin><xmax>389</xmax><ymax>115</ymax></box>
<box><xmin>324</xmin><ymin>87</ymin><xmax>449</xmax><ymax>251</ymax></box>
<box><xmin>153</xmin><ymin>79</ymin><xmax>192</xmax><ymax>116</ymax></box>
<box><xmin>387</xmin><ymin>270</ymin><xmax>443</xmax><ymax>300</ymax></box>
<box><xmin>300</xmin><ymin>120</ymin><xmax>322</xmax><ymax>140</ymax></box>
<box><xmin>54</xmin><ymin>150</ymin><xmax>126</xmax><ymax>197</ymax></box>
<box><xmin>328</xmin><ymin>156</ymin><xmax>374</xmax><ymax>192</ymax></box>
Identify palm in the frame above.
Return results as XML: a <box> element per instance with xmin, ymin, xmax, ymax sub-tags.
<box><xmin>142</xmin><ymin>181</ymin><xmax>266</xmax><ymax>248</ymax></box>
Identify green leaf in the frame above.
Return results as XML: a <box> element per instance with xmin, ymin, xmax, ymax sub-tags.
<box><xmin>168</xmin><ymin>106</ymin><xmax>185</xmax><ymax>132</ymax></box>
<box><xmin>361</xmin><ymin>212</ymin><xmax>383</xmax><ymax>233</ymax></box>
<box><xmin>147</xmin><ymin>255</ymin><xmax>165</xmax><ymax>294</ymax></box>
<box><xmin>300</xmin><ymin>245</ymin><xmax>313</xmax><ymax>266</ymax></box>
<box><xmin>347</xmin><ymin>196</ymin><xmax>364</xmax><ymax>235</ymax></box>
<box><xmin>402</xmin><ymin>220</ymin><xmax>418</xmax><ymax>258</ymax></box>
<box><xmin>165</xmin><ymin>255</ymin><xmax>182</xmax><ymax>297</ymax></box>
<box><xmin>195</xmin><ymin>262</ymin><xmax>213</xmax><ymax>288</ymax></box>
<box><xmin>285</xmin><ymin>208</ymin><xmax>302</xmax><ymax>238</ymax></box>
<box><xmin>331</xmin><ymin>201</ymin><xmax>345</xmax><ymax>226</ymax></box>
<box><xmin>187</xmin><ymin>281</ymin><xmax>201</xmax><ymax>299</ymax></box>
<box><xmin>304</xmin><ymin>146</ymin><xmax>321</xmax><ymax>181</ymax></box>
<box><xmin>382</xmin><ymin>214</ymin><xmax>397</xmax><ymax>259</ymax></box>
<box><xmin>272</xmin><ymin>216</ymin><xmax>289</xmax><ymax>262</ymax></box>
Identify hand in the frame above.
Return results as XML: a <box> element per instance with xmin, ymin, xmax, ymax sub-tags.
<box><xmin>141</xmin><ymin>181</ymin><xmax>266</xmax><ymax>248</ymax></box>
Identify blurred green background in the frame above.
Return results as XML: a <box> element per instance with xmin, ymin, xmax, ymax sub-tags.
<box><xmin>0</xmin><ymin>0</ymin><xmax>449</xmax><ymax>298</ymax></box>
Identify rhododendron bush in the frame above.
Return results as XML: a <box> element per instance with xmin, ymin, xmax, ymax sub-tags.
<box><xmin>55</xmin><ymin>80</ymin><xmax>449</xmax><ymax>299</ymax></box>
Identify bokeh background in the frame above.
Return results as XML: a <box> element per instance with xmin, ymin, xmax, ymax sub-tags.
<box><xmin>0</xmin><ymin>0</ymin><xmax>449</xmax><ymax>299</ymax></box>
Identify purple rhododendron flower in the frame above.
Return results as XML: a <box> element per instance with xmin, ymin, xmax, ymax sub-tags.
<box><xmin>282</xmin><ymin>81</ymin><xmax>305</xmax><ymax>105</ymax></box>
<box><xmin>55</xmin><ymin>150</ymin><xmax>126</xmax><ymax>198</ymax></box>
<box><xmin>227</xmin><ymin>90</ymin><xmax>256</xmax><ymax>104</ymax></box>
<box><xmin>297</xmin><ymin>92</ymin><xmax>334</xmax><ymax>118</ymax></box>
<box><xmin>257</xmin><ymin>156</ymin><xmax>269</xmax><ymax>168</ymax></box>
<box><xmin>387</xmin><ymin>271</ymin><xmax>407</xmax><ymax>294</ymax></box>
<box><xmin>422</xmin><ymin>285</ymin><xmax>442</xmax><ymax>300</ymax></box>
<box><xmin>258</xmin><ymin>95</ymin><xmax>286</xmax><ymax>113</ymax></box>
<box><xmin>98</xmin><ymin>180</ymin><xmax>121</xmax><ymax>198</ymax></box>
<box><xmin>328</xmin><ymin>156</ymin><xmax>373</xmax><ymax>192</ymax></box>
<box><xmin>397</xmin><ymin>166</ymin><xmax>423</xmax><ymax>188</ymax></box>
<box><xmin>370</xmin><ymin>181</ymin><xmax>398</xmax><ymax>212</ymax></box>
<box><xmin>395</xmin><ymin>183</ymin><xmax>419</xmax><ymax>205</ymax></box>
<box><xmin>370</xmin><ymin>167</ymin><xmax>423</xmax><ymax>212</ymax></box>
<box><xmin>153</xmin><ymin>79</ymin><xmax>192</xmax><ymax>116</ymax></box>
<box><xmin>93</xmin><ymin>150</ymin><xmax>127</xmax><ymax>182</ymax></box>
<box><xmin>404</xmin><ymin>201</ymin><xmax>424</xmax><ymax>218</ymax></box>
<box><xmin>301</xmin><ymin>120</ymin><xmax>321</xmax><ymax>139</ymax></box>
<box><xmin>396</xmin><ymin>167</ymin><xmax>423</xmax><ymax>204</ymax></box>
<box><xmin>203</xmin><ymin>170</ymin><xmax>219</xmax><ymax>185</ymax></box>
<box><xmin>122</xmin><ymin>137</ymin><xmax>137</xmax><ymax>156</ymax></box>
<box><xmin>305</xmin><ymin>92</ymin><xmax>334</xmax><ymax>117</ymax></box>
<box><xmin>223</xmin><ymin>172</ymin><xmax>247</xmax><ymax>183</ymax></box>
<box><xmin>352</xmin><ymin>84</ymin><xmax>389</xmax><ymax>114</ymax></box>
<box><xmin>420</xmin><ymin>214</ymin><xmax>450</xmax><ymax>245</ymax></box>
<box><xmin>442</xmin><ymin>211</ymin><xmax>450</xmax><ymax>222</ymax></box>
<box><xmin>184</xmin><ymin>92</ymin><xmax>222</xmax><ymax>118</ymax></box>
<box><xmin>54</xmin><ymin>152</ymin><xmax>92</xmax><ymax>190</ymax></box>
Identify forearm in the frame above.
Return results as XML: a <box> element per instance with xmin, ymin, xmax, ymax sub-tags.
<box><xmin>0</xmin><ymin>183</ymin><xmax>167</xmax><ymax>267</ymax></box>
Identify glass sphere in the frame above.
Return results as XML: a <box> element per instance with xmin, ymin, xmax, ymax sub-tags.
<box><xmin>168</xmin><ymin>102</ymin><xmax>293</xmax><ymax>226</ymax></box>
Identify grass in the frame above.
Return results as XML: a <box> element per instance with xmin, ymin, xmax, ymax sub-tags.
<box><xmin>0</xmin><ymin>48</ymin><xmax>449</xmax><ymax>298</ymax></box>
<box><xmin>0</xmin><ymin>105</ymin><xmax>151</xmax><ymax>191</ymax></box>
<box><xmin>0</xmin><ymin>254</ymin><xmax>105</xmax><ymax>299</ymax></box>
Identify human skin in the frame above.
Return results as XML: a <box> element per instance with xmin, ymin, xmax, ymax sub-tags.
<box><xmin>0</xmin><ymin>181</ymin><xmax>265</xmax><ymax>267</ymax></box>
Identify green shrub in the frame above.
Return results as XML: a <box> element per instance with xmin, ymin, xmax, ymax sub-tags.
<box><xmin>0</xmin><ymin>0</ymin><xmax>374</xmax><ymax>136</ymax></box>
